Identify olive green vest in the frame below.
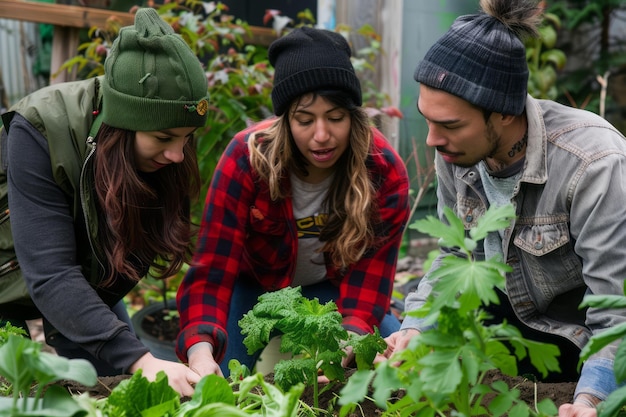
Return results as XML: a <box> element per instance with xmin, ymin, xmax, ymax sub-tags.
<box><xmin>0</xmin><ymin>77</ymin><xmax>103</xmax><ymax>306</ymax></box>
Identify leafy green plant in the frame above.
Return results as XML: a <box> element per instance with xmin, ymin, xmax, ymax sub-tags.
<box><xmin>577</xmin><ymin>285</ymin><xmax>626</xmax><ymax>417</ymax></box>
<box><xmin>0</xmin><ymin>334</ymin><xmax>97</xmax><ymax>416</ymax></box>
<box><xmin>339</xmin><ymin>204</ymin><xmax>562</xmax><ymax>417</ymax></box>
<box><xmin>239</xmin><ymin>286</ymin><xmax>386</xmax><ymax>410</ymax></box>
<box><xmin>525</xmin><ymin>6</ymin><xmax>567</xmax><ymax>100</ymax></box>
<box><xmin>102</xmin><ymin>370</ymin><xmax>180</xmax><ymax>417</ymax></box>
<box><xmin>0</xmin><ymin>323</ymin><xmax>29</xmax><ymax>397</ymax></box>
<box><xmin>0</xmin><ymin>338</ymin><xmax>308</xmax><ymax>417</ymax></box>
<box><xmin>548</xmin><ymin>0</ymin><xmax>626</xmax><ymax>123</ymax></box>
<box><xmin>0</xmin><ymin>321</ymin><xmax>28</xmax><ymax>345</ymax></box>
<box><xmin>222</xmin><ymin>361</ymin><xmax>310</xmax><ymax>417</ymax></box>
<box><xmin>98</xmin><ymin>362</ymin><xmax>307</xmax><ymax>417</ymax></box>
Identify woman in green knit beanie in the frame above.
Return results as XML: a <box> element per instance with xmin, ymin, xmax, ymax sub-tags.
<box><xmin>0</xmin><ymin>8</ymin><xmax>208</xmax><ymax>396</ymax></box>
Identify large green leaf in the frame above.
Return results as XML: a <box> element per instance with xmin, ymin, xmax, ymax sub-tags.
<box><xmin>28</xmin><ymin>352</ymin><xmax>97</xmax><ymax>388</ymax></box>
<box><xmin>103</xmin><ymin>371</ymin><xmax>179</xmax><ymax>417</ymax></box>
<box><xmin>418</xmin><ymin>349</ymin><xmax>463</xmax><ymax>395</ymax></box>
<box><xmin>0</xmin><ymin>385</ymin><xmax>89</xmax><ymax>417</ymax></box>
<box><xmin>178</xmin><ymin>375</ymin><xmax>236</xmax><ymax>417</ymax></box>
<box><xmin>579</xmin><ymin>323</ymin><xmax>626</xmax><ymax>362</ymax></box>
<box><xmin>580</xmin><ymin>294</ymin><xmax>626</xmax><ymax>310</ymax></box>
<box><xmin>410</xmin><ymin>207</ymin><xmax>467</xmax><ymax>251</ymax></box>
<box><xmin>429</xmin><ymin>256</ymin><xmax>508</xmax><ymax>314</ymax></box>
<box><xmin>470</xmin><ymin>204</ymin><xmax>516</xmax><ymax>242</ymax></box>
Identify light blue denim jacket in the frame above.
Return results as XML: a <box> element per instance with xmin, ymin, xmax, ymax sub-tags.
<box><xmin>403</xmin><ymin>95</ymin><xmax>626</xmax><ymax>401</ymax></box>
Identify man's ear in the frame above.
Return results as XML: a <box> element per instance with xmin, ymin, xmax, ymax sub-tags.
<box><xmin>499</xmin><ymin>113</ymin><xmax>517</xmax><ymax>127</ymax></box>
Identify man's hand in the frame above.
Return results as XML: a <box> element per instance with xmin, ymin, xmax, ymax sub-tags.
<box><xmin>558</xmin><ymin>394</ymin><xmax>600</xmax><ymax>417</ymax></box>
<box><xmin>317</xmin><ymin>335</ymin><xmax>356</xmax><ymax>384</ymax></box>
<box><xmin>374</xmin><ymin>328</ymin><xmax>420</xmax><ymax>364</ymax></box>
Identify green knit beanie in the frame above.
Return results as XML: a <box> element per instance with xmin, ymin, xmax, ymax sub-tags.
<box><xmin>101</xmin><ymin>8</ymin><xmax>208</xmax><ymax>131</ymax></box>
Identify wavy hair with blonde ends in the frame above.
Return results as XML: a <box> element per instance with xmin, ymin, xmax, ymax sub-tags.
<box><xmin>93</xmin><ymin>124</ymin><xmax>201</xmax><ymax>287</ymax></box>
<box><xmin>249</xmin><ymin>92</ymin><xmax>377</xmax><ymax>268</ymax></box>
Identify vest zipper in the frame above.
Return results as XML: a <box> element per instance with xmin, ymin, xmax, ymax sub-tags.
<box><xmin>80</xmin><ymin>136</ymin><xmax>106</xmax><ymax>274</ymax></box>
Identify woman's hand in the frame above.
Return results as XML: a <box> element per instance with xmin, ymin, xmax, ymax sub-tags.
<box><xmin>130</xmin><ymin>352</ymin><xmax>201</xmax><ymax>397</ymax></box>
<box><xmin>187</xmin><ymin>342</ymin><xmax>223</xmax><ymax>378</ymax></box>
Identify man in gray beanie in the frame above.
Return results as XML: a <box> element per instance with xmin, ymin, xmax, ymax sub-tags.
<box><xmin>381</xmin><ymin>0</ymin><xmax>626</xmax><ymax>415</ymax></box>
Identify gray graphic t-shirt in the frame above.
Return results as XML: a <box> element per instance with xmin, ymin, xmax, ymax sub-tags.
<box><xmin>290</xmin><ymin>173</ymin><xmax>333</xmax><ymax>286</ymax></box>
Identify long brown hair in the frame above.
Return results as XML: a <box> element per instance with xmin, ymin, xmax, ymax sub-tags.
<box><xmin>92</xmin><ymin>123</ymin><xmax>201</xmax><ymax>286</ymax></box>
<box><xmin>248</xmin><ymin>91</ymin><xmax>377</xmax><ymax>268</ymax></box>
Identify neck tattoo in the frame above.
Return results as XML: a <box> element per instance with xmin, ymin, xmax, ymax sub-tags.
<box><xmin>508</xmin><ymin>130</ymin><xmax>528</xmax><ymax>158</ymax></box>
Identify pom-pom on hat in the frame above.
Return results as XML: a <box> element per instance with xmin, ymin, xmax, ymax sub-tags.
<box><xmin>414</xmin><ymin>0</ymin><xmax>541</xmax><ymax>116</ymax></box>
<box><xmin>268</xmin><ymin>27</ymin><xmax>362</xmax><ymax>116</ymax></box>
<box><xmin>101</xmin><ymin>8</ymin><xmax>209</xmax><ymax>131</ymax></box>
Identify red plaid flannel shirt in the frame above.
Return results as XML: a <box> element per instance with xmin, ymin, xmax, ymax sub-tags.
<box><xmin>176</xmin><ymin>119</ymin><xmax>410</xmax><ymax>362</ymax></box>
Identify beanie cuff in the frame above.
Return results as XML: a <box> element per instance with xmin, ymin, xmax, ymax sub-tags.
<box><xmin>102</xmin><ymin>82</ymin><xmax>208</xmax><ymax>131</ymax></box>
<box><xmin>415</xmin><ymin>61</ymin><xmax>527</xmax><ymax>116</ymax></box>
<box><xmin>272</xmin><ymin>67</ymin><xmax>362</xmax><ymax>116</ymax></box>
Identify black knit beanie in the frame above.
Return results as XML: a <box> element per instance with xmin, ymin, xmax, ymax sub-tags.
<box><xmin>414</xmin><ymin>9</ymin><xmax>529</xmax><ymax>115</ymax></box>
<box><xmin>268</xmin><ymin>27</ymin><xmax>362</xmax><ymax>116</ymax></box>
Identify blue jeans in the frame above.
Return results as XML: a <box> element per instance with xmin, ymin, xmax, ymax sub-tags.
<box><xmin>220</xmin><ymin>278</ymin><xmax>400</xmax><ymax>377</ymax></box>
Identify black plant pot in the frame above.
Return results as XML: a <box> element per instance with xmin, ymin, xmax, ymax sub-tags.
<box><xmin>131</xmin><ymin>298</ymin><xmax>179</xmax><ymax>362</ymax></box>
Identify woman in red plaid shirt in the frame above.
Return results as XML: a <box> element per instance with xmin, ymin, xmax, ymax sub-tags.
<box><xmin>177</xmin><ymin>26</ymin><xmax>411</xmax><ymax>377</ymax></box>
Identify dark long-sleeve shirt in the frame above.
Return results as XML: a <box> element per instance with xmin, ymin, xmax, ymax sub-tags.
<box><xmin>6</xmin><ymin>113</ymin><xmax>148</xmax><ymax>373</ymax></box>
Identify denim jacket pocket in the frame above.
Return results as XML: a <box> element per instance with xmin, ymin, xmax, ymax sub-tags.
<box><xmin>513</xmin><ymin>222</ymin><xmax>570</xmax><ymax>256</ymax></box>
<box><xmin>512</xmin><ymin>221</ymin><xmax>583</xmax><ymax>306</ymax></box>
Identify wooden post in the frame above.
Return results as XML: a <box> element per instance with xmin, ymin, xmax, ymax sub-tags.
<box><xmin>335</xmin><ymin>0</ymin><xmax>404</xmax><ymax>149</ymax></box>
<box><xmin>50</xmin><ymin>26</ymin><xmax>81</xmax><ymax>84</ymax></box>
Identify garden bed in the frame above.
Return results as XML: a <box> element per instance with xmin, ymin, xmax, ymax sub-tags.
<box><xmin>29</xmin><ymin>368</ymin><xmax>576</xmax><ymax>416</ymax></box>
<box><xmin>14</xmin><ymin>250</ymin><xmax>579</xmax><ymax>414</ymax></box>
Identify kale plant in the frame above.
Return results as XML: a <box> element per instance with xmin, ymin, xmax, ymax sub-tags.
<box><xmin>239</xmin><ymin>286</ymin><xmax>386</xmax><ymax>410</ymax></box>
